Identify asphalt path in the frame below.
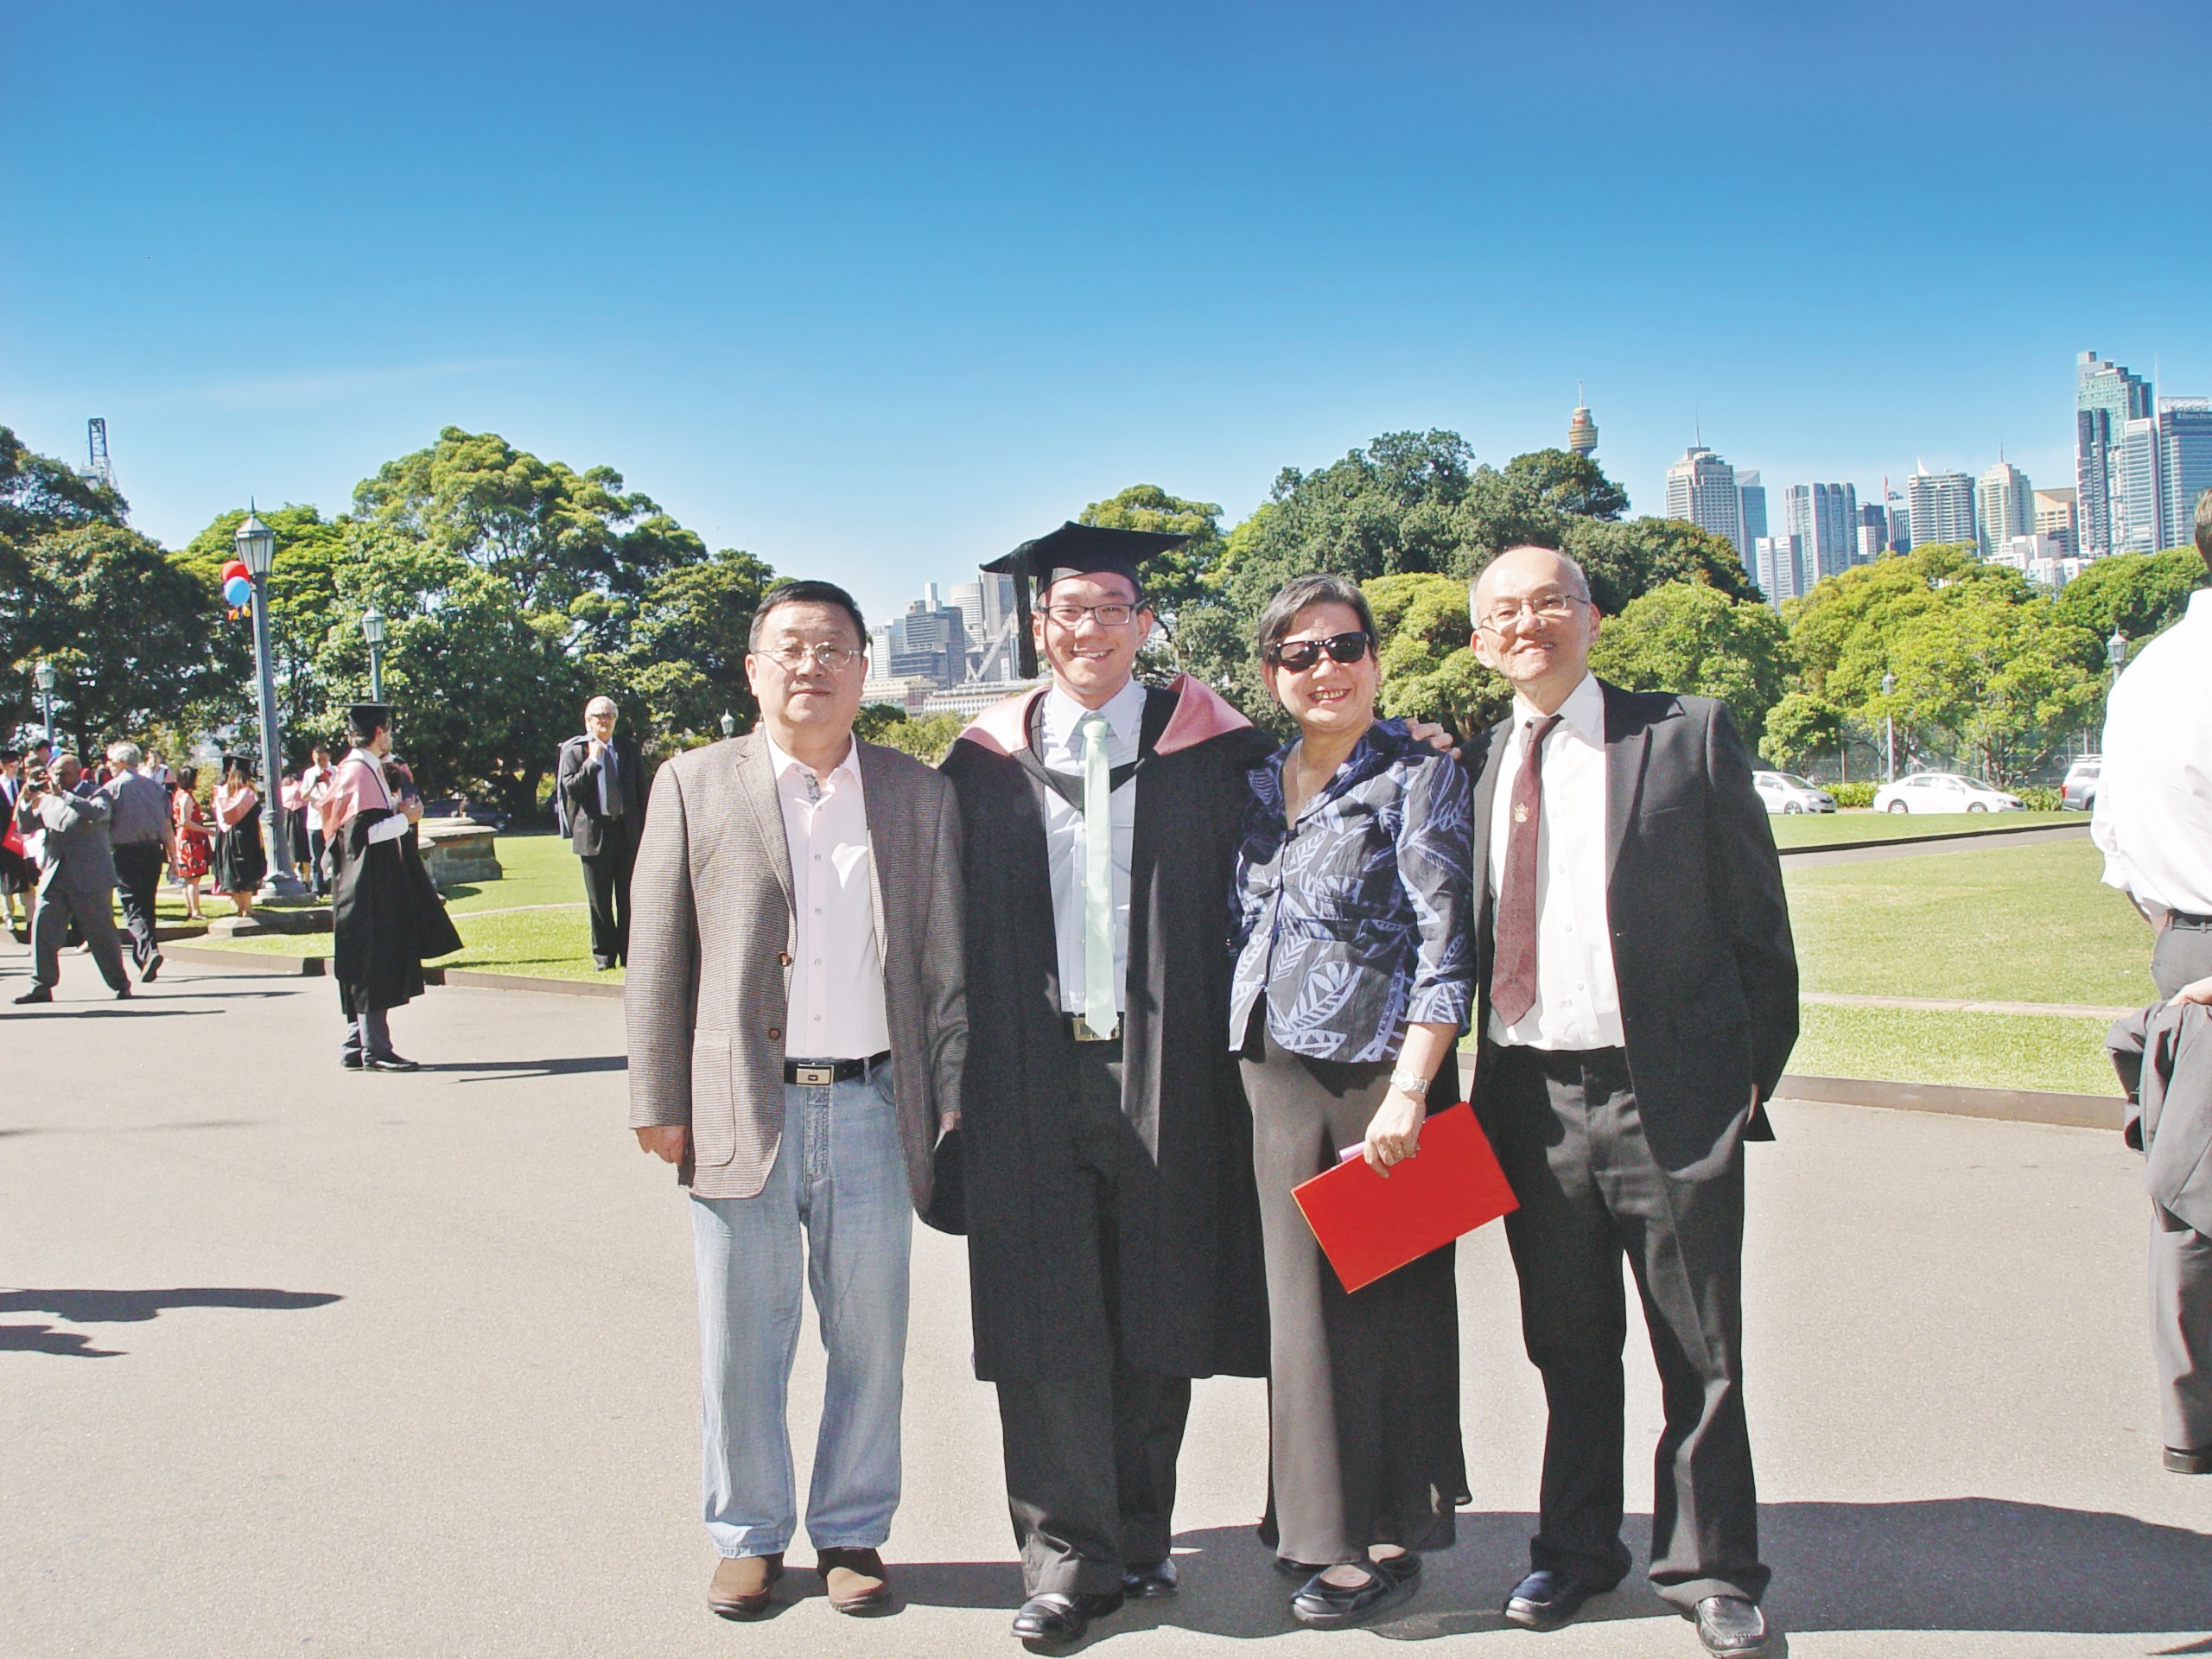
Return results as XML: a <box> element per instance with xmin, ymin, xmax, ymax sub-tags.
<box><xmin>3</xmin><ymin>934</ymin><xmax>2208</xmax><ymax>1658</ymax></box>
<box><xmin>1780</xmin><ymin>820</ymin><xmax>2092</xmax><ymax>869</ymax></box>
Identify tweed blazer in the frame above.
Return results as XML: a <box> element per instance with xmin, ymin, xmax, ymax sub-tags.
<box><xmin>17</xmin><ymin>788</ymin><xmax>118</xmax><ymax>899</ymax></box>
<box><xmin>625</xmin><ymin>732</ymin><xmax>967</xmax><ymax>1208</ymax></box>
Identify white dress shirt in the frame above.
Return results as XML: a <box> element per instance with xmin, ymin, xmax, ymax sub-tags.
<box><xmin>1486</xmin><ymin>671</ymin><xmax>1624</xmax><ymax>1050</ymax></box>
<box><xmin>1039</xmin><ymin>677</ymin><xmax>1145</xmax><ymax>1017</ymax></box>
<box><xmin>2094</xmin><ymin>587</ymin><xmax>2212</xmax><ymax>918</ymax></box>
<box><xmin>766</xmin><ymin>734</ymin><xmax>890</xmax><ymax>1060</ymax></box>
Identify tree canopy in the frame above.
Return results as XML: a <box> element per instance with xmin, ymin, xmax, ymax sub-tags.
<box><xmin>1587</xmin><ymin>581</ymin><xmax>1792</xmax><ymax>747</ymax></box>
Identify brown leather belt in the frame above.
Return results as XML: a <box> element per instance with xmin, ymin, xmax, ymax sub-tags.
<box><xmin>784</xmin><ymin>1052</ymin><xmax>890</xmax><ymax>1086</ymax></box>
<box><xmin>1063</xmin><ymin>1014</ymin><xmax>1122</xmax><ymax>1043</ymax></box>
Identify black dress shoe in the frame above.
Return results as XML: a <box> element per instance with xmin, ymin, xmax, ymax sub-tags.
<box><xmin>1122</xmin><ymin>1557</ymin><xmax>1178</xmax><ymax>1598</ymax></box>
<box><xmin>364</xmin><ymin>1052</ymin><xmax>420</xmax><ymax>1072</ymax></box>
<box><xmin>2166</xmin><ymin>1445</ymin><xmax>2212</xmax><ymax>1474</ymax></box>
<box><xmin>13</xmin><ymin>985</ymin><xmax>53</xmax><ymax>1005</ymax></box>
<box><xmin>1011</xmin><ymin>1590</ymin><xmax>1122</xmax><ymax>1650</ymax></box>
<box><xmin>1503</xmin><ymin>1568</ymin><xmax>1599</xmax><ymax>1632</ymax></box>
<box><xmin>1290</xmin><ymin>1559</ymin><xmax>1419</xmax><ymax>1630</ymax></box>
<box><xmin>340</xmin><ymin>1052</ymin><xmax>363</xmax><ymax>1071</ymax></box>
<box><xmin>114</xmin><ymin>985</ymin><xmax>131</xmax><ymax>1000</ymax></box>
<box><xmin>1694</xmin><ymin>1594</ymin><xmax>1772</xmax><ymax>1656</ymax></box>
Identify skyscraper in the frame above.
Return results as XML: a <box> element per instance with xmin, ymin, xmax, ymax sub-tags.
<box><xmin>1736</xmin><ymin>470</ymin><xmax>1767</xmax><ymax>551</ymax></box>
<box><xmin>2160</xmin><ymin>398</ymin><xmax>2212</xmax><ymax>553</ymax></box>
<box><xmin>945</xmin><ymin>571</ymin><xmax>1019</xmax><ymax>682</ymax></box>
<box><xmin>1752</xmin><ymin>533</ymin><xmax>1806</xmax><ymax>607</ymax></box>
<box><xmin>2076</xmin><ymin>350</ymin><xmax>2152</xmax><ymax>557</ymax></box>
<box><xmin>1858</xmin><ymin>503</ymin><xmax>1890</xmax><ymax>563</ymax></box>
<box><xmin>2033</xmin><ymin>487</ymin><xmax>2078</xmax><ymax>559</ymax></box>
<box><xmin>1782</xmin><ymin>481</ymin><xmax>1859</xmax><ymax>580</ymax></box>
<box><xmin>1567</xmin><ymin>397</ymin><xmax>1598</xmax><ymax>457</ymax></box>
<box><xmin>1975</xmin><ymin>461</ymin><xmax>2034</xmax><ymax>557</ymax></box>
<box><xmin>1907</xmin><ymin>467</ymin><xmax>1977</xmax><ymax>551</ymax></box>
<box><xmin>887</xmin><ymin>587</ymin><xmax>970</xmax><ymax>688</ymax></box>
<box><xmin>1665</xmin><ymin>444</ymin><xmax>1745</xmax><ymax>556</ymax></box>
<box><xmin>2119</xmin><ymin>416</ymin><xmax>2165</xmax><ymax>553</ymax></box>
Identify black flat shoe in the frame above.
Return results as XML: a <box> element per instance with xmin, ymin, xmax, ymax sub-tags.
<box><xmin>13</xmin><ymin>985</ymin><xmax>53</xmax><ymax>1005</ymax></box>
<box><xmin>1012</xmin><ymin>1590</ymin><xmax>1122</xmax><ymax>1650</ymax></box>
<box><xmin>1694</xmin><ymin>1594</ymin><xmax>1772</xmax><ymax>1656</ymax></box>
<box><xmin>1503</xmin><ymin>1568</ymin><xmax>1599</xmax><ymax>1632</ymax></box>
<box><xmin>2166</xmin><ymin>1445</ymin><xmax>2212</xmax><ymax>1474</ymax></box>
<box><xmin>364</xmin><ymin>1052</ymin><xmax>420</xmax><ymax>1072</ymax></box>
<box><xmin>1290</xmin><ymin>1561</ymin><xmax>1417</xmax><ymax>1629</ymax></box>
<box><xmin>340</xmin><ymin>1052</ymin><xmax>363</xmax><ymax>1071</ymax></box>
<box><xmin>1122</xmin><ymin>1557</ymin><xmax>1178</xmax><ymax>1598</ymax></box>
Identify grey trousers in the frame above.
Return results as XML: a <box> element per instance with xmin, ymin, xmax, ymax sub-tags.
<box><xmin>30</xmin><ymin>884</ymin><xmax>130</xmax><ymax>993</ymax></box>
<box><xmin>2150</xmin><ymin>918</ymin><xmax>2212</xmax><ymax>1453</ymax></box>
<box><xmin>994</xmin><ymin>1040</ymin><xmax>1192</xmax><ymax>1598</ymax></box>
<box><xmin>1487</xmin><ymin>1044</ymin><xmax>1767</xmax><ymax>1611</ymax></box>
<box><xmin>342</xmin><ymin>1007</ymin><xmax>394</xmax><ymax>1061</ymax></box>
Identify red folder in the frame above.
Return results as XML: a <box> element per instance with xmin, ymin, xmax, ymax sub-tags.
<box><xmin>1291</xmin><ymin>1102</ymin><xmax>1518</xmax><ymax>1293</ymax></box>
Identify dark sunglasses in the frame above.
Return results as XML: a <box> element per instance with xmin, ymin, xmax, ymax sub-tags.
<box><xmin>1266</xmin><ymin>630</ymin><xmax>1373</xmax><ymax>672</ymax></box>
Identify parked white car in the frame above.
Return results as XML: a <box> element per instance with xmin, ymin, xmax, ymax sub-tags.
<box><xmin>1871</xmin><ymin>772</ymin><xmax>2027</xmax><ymax>814</ymax></box>
<box><xmin>1752</xmin><ymin>770</ymin><xmax>1836</xmax><ymax>814</ymax></box>
<box><xmin>2060</xmin><ymin>756</ymin><xmax>2101</xmax><ymax>811</ymax></box>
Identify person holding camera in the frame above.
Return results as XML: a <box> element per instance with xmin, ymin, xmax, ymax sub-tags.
<box><xmin>11</xmin><ymin>753</ymin><xmax>133</xmax><ymax>1005</ymax></box>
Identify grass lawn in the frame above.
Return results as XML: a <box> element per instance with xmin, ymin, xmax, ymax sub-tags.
<box><xmin>1766</xmin><ymin>809</ymin><xmax>2073</xmax><ymax>849</ymax></box>
<box><xmin>1788</xmin><ymin>1005</ymin><xmax>2120</xmax><ymax>1096</ymax></box>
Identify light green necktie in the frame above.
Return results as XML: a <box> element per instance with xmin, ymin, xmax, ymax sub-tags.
<box><xmin>1078</xmin><ymin>710</ymin><xmax>1116</xmax><ymax>1034</ymax></box>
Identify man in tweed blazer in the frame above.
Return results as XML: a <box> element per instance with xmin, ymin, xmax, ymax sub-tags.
<box><xmin>627</xmin><ymin>579</ymin><xmax>966</xmax><ymax>1622</ymax></box>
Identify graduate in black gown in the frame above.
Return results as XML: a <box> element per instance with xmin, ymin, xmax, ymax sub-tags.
<box><xmin>938</xmin><ymin>524</ymin><xmax>1273</xmax><ymax>1649</ymax></box>
<box><xmin>322</xmin><ymin>704</ymin><xmax>461</xmax><ymax>1071</ymax></box>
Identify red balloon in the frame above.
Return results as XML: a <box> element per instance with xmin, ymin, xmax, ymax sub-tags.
<box><xmin>220</xmin><ymin>560</ymin><xmax>248</xmax><ymax>582</ymax></box>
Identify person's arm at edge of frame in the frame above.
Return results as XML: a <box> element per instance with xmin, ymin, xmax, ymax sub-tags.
<box><xmin>1363</xmin><ymin>748</ymin><xmax>1477</xmax><ymax>1174</ymax></box>
<box><xmin>925</xmin><ymin>779</ymin><xmax>968</xmax><ymax>1137</ymax></box>
<box><xmin>630</xmin><ymin>761</ymin><xmax>697</xmax><ymax>1164</ymax></box>
<box><xmin>1703</xmin><ymin>699</ymin><xmax>1798</xmax><ymax>1110</ymax></box>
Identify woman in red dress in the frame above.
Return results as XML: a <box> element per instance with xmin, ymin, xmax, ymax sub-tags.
<box><xmin>170</xmin><ymin>766</ymin><xmax>213</xmax><ymax>920</ymax></box>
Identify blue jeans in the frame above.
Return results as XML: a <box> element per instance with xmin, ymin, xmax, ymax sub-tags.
<box><xmin>691</xmin><ymin>1065</ymin><xmax>912</xmax><ymax>1559</ymax></box>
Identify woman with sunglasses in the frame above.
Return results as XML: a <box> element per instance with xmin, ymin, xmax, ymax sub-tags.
<box><xmin>1228</xmin><ymin>572</ymin><xmax>1476</xmax><ymax>1629</ymax></box>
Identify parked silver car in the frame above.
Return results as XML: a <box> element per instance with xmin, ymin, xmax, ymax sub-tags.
<box><xmin>1752</xmin><ymin>770</ymin><xmax>1837</xmax><ymax>814</ymax></box>
<box><xmin>2060</xmin><ymin>756</ymin><xmax>2101</xmax><ymax>810</ymax></box>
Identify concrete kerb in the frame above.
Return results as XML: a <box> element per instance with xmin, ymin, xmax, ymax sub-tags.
<box><xmin>158</xmin><ymin>944</ymin><xmax>625</xmax><ymax>1000</ymax></box>
<box><xmin>1774</xmin><ymin>817</ymin><xmax>2088</xmax><ymax>861</ymax></box>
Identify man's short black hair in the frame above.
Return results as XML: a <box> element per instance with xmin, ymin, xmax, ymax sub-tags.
<box><xmin>749</xmin><ymin>580</ymin><xmax>868</xmax><ymax>652</ymax></box>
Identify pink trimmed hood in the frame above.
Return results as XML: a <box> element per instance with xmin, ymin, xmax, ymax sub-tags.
<box><xmin>955</xmin><ymin>673</ymin><xmax>1252</xmax><ymax>759</ymax></box>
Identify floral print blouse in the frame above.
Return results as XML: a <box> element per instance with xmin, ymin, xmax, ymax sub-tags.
<box><xmin>1230</xmin><ymin>717</ymin><xmax>1474</xmax><ymax>1065</ymax></box>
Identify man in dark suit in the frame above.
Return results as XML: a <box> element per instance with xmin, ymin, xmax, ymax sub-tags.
<box><xmin>556</xmin><ymin>696</ymin><xmax>646</xmax><ymax>969</ymax></box>
<box><xmin>1461</xmin><ymin>545</ymin><xmax>1796</xmax><ymax>1659</ymax></box>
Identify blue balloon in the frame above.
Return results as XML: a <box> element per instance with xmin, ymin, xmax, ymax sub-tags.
<box><xmin>223</xmin><ymin>575</ymin><xmax>253</xmax><ymax>607</ymax></box>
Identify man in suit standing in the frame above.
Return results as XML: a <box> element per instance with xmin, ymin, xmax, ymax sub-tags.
<box><xmin>558</xmin><ymin>696</ymin><xmax>646</xmax><ymax>969</ymax></box>
<box><xmin>101</xmin><ymin>741</ymin><xmax>177</xmax><ymax>983</ymax></box>
<box><xmin>1462</xmin><ymin>546</ymin><xmax>1796</xmax><ymax>1658</ymax></box>
<box><xmin>12</xmin><ymin>753</ymin><xmax>134</xmax><ymax>1004</ymax></box>
<box><xmin>627</xmin><ymin>580</ymin><xmax>966</xmax><ymax>1623</ymax></box>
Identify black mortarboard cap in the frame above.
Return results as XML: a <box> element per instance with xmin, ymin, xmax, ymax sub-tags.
<box><xmin>346</xmin><ymin>702</ymin><xmax>395</xmax><ymax>741</ymax></box>
<box><xmin>982</xmin><ymin>522</ymin><xmax>1192</xmax><ymax>678</ymax></box>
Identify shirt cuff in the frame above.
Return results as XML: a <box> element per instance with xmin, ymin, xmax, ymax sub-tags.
<box><xmin>366</xmin><ymin>815</ymin><xmax>410</xmax><ymax>846</ymax></box>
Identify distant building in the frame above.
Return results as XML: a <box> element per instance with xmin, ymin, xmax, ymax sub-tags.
<box><xmin>2119</xmin><ymin>415</ymin><xmax>2166</xmax><ymax>553</ymax></box>
<box><xmin>1857</xmin><ymin>502</ymin><xmax>1890</xmax><ymax>563</ymax></box>
<box><xmin>858</xmin><ymin>671</ymin><xmax>933</xmax><ymax>713</ymax></box>
<box><xmin>1665</xmin><ymin>445</ymin><xmax>1747</xmax><ymax>556</ymax></box>
<box><xmin>1736</xmin><ymin>470</ymin><xmax>1767</xmax><ymax>552</ymax></box>
<box><xmin>1753</xmin><ymin>533</ymin><xmax>1807</xmax><ymax>607</ymax></box>
<box><xmin>1907</xmin><ymin>467</ymin><xmax>1977</xmax><ymax>552</ymax></box>
<box><xmin>2160</xmin><ymin>398</ymin><xmax>2212</xmax><ymax>553</ymax></box>
<box><xmin>2033</xmin><ymin>486</ymin><xmax>2078</xmax><ymax>559</ymax></box>
<box><xmin>1782</xmin><ymin>481</ymin><xmax>1860</xmax><ymax>580</ymax></box>
<box><xmin>2077</xmin><ymin>350</ymin><xmax>2153</xmax><ymax>558</ymax></box>
<box><xmin>1567</xmin><ymin>399</ymin><xmax>1599</xmax><ymax>456</ymax></box>
<box><xmin>945</xmin><ymin>571</ymin><xmax>1019</xmax><ymax>683</ymax></box>
<box><xmin>887</xmin><ymin>586</ymin><xmax>970</xmax><ymax>688</ymax></box>
<box><xmin>1975</xmin><ymin>461</ymin><xmax>2034</xmax><ymax>558</ymax></box>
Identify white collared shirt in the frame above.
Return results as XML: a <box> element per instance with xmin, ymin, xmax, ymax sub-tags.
<box><xmin>2094</xmin><ymin>587</ymin><xmax>2212</xmax><ymax>918</ymax></box>
<box><xmin>1039</xmin><ymin>676</ymin><xmax>1146</xmax><ymax>1017</ymax></box>
<box><xmin>1485</xmin><ymin>671</ymin><xmax>1624</xmax><ymax>1050</ymax></box>
<box><xmin>766</xmin><ymin>734</ymin><xmax>890</xmax><ymax>1059</ymax></box>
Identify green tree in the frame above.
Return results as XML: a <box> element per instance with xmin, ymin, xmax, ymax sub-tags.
<box><xmin>1587</xmin><ymin>582</ymin><xmax>1792</xmax><ymax>747</ymax></box>
<box><xmin>1362</xmin><ymin>572</ymin><xmax>1503</xmax><ymax>736</ymax></box>
<box><xmin>1757</xmin><ymin>690</ymin><xmax>1847</xmax><ymax>771</ymax></box>
<box><xmin>1078</xmin><ymin>485</ymin><xmax>1225</xmax><ymax>620</ymax></box>
<box><xmin>853</xmin><ymin>706</ymin><xmax>963</xmax><ymax>764</ymax></box>
<box><xmin>597</xmin><ymin>548</ymin><xmax>776</xmax><ymax>741</ymax></box>
<box><xmin>2050</xmin><ymin>549</ymin><xmax>2205</xmax><ymax>653</ymax></box>
<box><xmin>1458</xmin><ymin>447</ymin><xmax>1628</xmax><ymax>554</ymax></box>
<box><xmin>1556</xmin><ymin>517</ymin><xmax>1759</xmax><ymax>613</ymax></box>
<box><xmin>1</xmin><ymin>426</ymin><xmax>132</xmax><ymax>737</ymax></box>
<box><xmin>1883</xmin><ymin>590</ymin><xmax>2103</xmax><ymax>785</ymax></box>
<box><xmin>178</xmin><ymin>505</ymin><xmax>352</xmax><ymax>747</ymax></box>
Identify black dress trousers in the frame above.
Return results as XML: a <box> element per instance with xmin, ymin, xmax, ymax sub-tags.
<box><xmin>111</xmin><ymin>841</ymin><xmax>164</xmax><ymax>969</ymax></box>
<box><xmin>1486</xmin><ymin>1043</ymin><xmax>1767</xmax><ymax>1612</ymax></box>
<box><xmin>579</xmin><ymin>816</ymin><xmax>635</xmax><ymax>967</ymax></box>
<box><xmin>994</xmin><ymin>1040</ymin><xmax>1192</xmax><ymax>1599</ymax></box>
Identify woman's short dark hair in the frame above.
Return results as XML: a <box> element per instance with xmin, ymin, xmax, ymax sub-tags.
<box><xmin>1255</xmin><ymin>573</ymin><xmax>1377</xmax><ymax>663</ymax></box>
<box><xmin>750</xmin><ymin>580</ymin><xmax>868</xmax><ymax>652</ymax></box>
<box><xmin>175</xmin><ymin>766</ymin><xmax>198</xmax><ymax>791</ymax></box>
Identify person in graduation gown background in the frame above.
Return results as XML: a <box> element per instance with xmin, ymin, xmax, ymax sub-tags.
<box><xmin>938</xmin><ymin>523</ymin><xmax>1274</xmax><ymax>1651</ymax></box>
<box><xmin>320</xmin><ymin>703</ymin><xmax>462</xmax><ymax>1072</ymax></box>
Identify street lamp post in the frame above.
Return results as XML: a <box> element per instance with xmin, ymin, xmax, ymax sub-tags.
<box><xmin>1882</xmin><ymin>670</ymin><xmax>1897</xmax><ymax>782</ymax></box>
<box><xmin>2107</xmin><ymin>630</ymin><xmax>2129</xmax><ymax>678</ymax></box>
<box><xmin>719</xmin><ymin>709</ymin><xmax>738</xmax><ymax>740</ymax></box>
<box><xmin>361</xmin><ymin>606</ymin><xmax>387</xmax><ymax>702</ymax></box>
<box><xmin>33</xmin><ymin>659</ymin><xmax>55</xmax><ymax>746</ymax></box>
<box><xmin>236</xmin><ymin>508</ymin><xmax>308</xmax><ymax>899</ymax></box>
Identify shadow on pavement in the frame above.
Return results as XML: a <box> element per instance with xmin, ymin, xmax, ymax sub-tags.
<box><xmin>0</xmin><ymin>1324</ymin><xmax>123</xmax><ymax>1357</ymax></box>
<box><xmin>0</xmin><ymin>1118</ymin><xmax>264</xmax><ymax>1139</ymax></box>
<box><xmin>5</xmin><ymin>1006</ymin><xmax>211</xmax><ymax>1019</ymax></box>
<box><xmin>890</xmin><ymin>1502</ymin><xmax>2212</xmax><ymax>1643</ymax></box>
<box><xmin>434</xmin><ymin>1056</ymin><xmax>627</xmax><ymax>1080</ymax></box>
<box><xmin>0</xmin><ymin>1287</ymin><xmax>343</xmax><ymax>1324</ymax></box>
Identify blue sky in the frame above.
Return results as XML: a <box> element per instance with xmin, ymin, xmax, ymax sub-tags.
<box><xmin>6</xmin><ymin>1</ymin><xmax>2208</xmax><ymax>624</ymax></box>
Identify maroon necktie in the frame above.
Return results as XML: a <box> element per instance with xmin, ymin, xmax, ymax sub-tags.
<box><xmin>1491</xmin><ymin>714</ymin><xmax>1561</xmax><ymax>1028</ymax></box>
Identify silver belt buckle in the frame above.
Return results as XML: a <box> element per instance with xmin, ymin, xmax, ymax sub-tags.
<box><xmin>793</xmin><ymin>1063</ymin><xmax>836</xmax><ymax>1086</ymax></box>
<box><xmin>1069</xmin><ymin>1015</ymin><xmax>1122</xmax><ymax>1043</ymax></box>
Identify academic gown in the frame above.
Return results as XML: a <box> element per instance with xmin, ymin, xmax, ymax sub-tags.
<box><xmin>331</xmin><ymin>792</ymin><xmax>463</xmax><ymax>1019</ymax></box>
<box><xmin>940</xmin><ymin>672</ymin><xmax>1275</xmax><ymax>1384</ymax></box>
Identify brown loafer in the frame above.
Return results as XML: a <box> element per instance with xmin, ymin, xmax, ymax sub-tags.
<box><xmin>816</xmin><ymin>1547</ymin><xmax>893</xmax><ymax>1615</ymax></box>
<box><xmin>708</xmin><ymin>1552</ymin><xmax>784</xmax><ymax>1618</ymax></box>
